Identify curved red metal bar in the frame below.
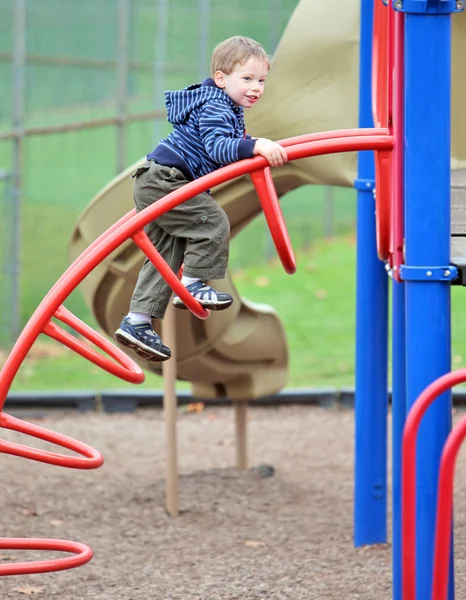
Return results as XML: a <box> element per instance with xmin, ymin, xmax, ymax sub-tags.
<box><xmin>132</xmin><ymin>231</ymin><xmax>210</xmax><ymax>319</ymax></box>
<box><xmin>277</xmin><ymin>127</ymin><xmax>394</xmax><ymax>260</ymax></box>
<box><xmin>44</xmin><ymin>305</ymin><xmax>145</xmax><ymax>383</ymax></box>
<box><xmin>0</xmin><ymin>412</ymin><xmax>103</xmax><ymax>468</ymax></box>
<box><xmin>254</xmin><ymin>127</ymin><xmax>391</xmax><ymax>273</ymax></box>
<box><xmin>0</xmin><ymin>538</ymin><xmax>93</xmax><ymax>576</ymax></box>
<box><xmin>401</xmin><ymin>369</ymin><xmax>466</xmax><ymax>600</ymax></box>
<box><xmin>0</xmin><ymin>130</ymin><xmax>393</xmax><ymax>576</ymax></box>
<box><xmin>431</xmin><ymin>410</ymin><xmax>466</xmax><ymax>600</ymax></box>
<box><xmin>250</xmin><ymin>167</ymin><xmax>296</xmax><ymax>274</ymax></box>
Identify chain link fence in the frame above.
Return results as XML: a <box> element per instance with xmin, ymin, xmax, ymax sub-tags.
<box><xmin>0</xmin><ymin>0</ymin><xmax>356</xmax><ymax>347</ymax></box>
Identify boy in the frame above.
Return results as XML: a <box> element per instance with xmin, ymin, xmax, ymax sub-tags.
<box><xmin>115</xmin><ymin>36</ymin><xmax>287</xmax><ymax>362</ymax></box>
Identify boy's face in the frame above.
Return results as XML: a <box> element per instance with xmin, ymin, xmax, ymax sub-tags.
<box><xmin>214</xmin><ymin>57</ymin><xmax>269</xmax><ymax>108</ymax></box>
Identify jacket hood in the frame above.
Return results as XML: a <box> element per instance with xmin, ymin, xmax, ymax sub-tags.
<box><xmin>164</xmin><ymin>78</ymin><xmax>235</xmax><ymax>124</ymax></box>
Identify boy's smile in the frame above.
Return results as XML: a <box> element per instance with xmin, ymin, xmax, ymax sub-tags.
<box><xmin>214</xmin><ymin>57</ymin><xmax>269</xmax><ymax>108</ymax></box>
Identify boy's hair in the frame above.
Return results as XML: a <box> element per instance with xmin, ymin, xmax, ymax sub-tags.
<box><xmin>210</xmin><ymin>36</ymin><xmax>270</xmax><ymax>78</ymax></box>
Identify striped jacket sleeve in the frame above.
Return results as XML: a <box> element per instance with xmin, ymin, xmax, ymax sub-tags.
<box><xmin>198</xmin><ymin>102</ymin><xmax>256</xmax><ymax>165</ymax></box>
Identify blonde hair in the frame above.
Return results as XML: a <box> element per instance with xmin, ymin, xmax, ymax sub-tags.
<box><xmin>210</xmin><ymin>36</ymin><xmax>270</xmax><ymax>78</ymax></box>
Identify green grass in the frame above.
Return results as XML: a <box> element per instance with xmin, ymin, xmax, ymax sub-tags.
<box><xmin>7</xmin><ymin>234</ymin><xmax>466</xmax><ymax>393</ymax></box>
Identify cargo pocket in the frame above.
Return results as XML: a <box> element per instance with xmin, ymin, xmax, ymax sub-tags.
<box><xmin>162</xmin><ymin>167</ymin><xmax>178</xmax><ymax>182</ymax></box>
<box><xmin>131</xmin><ymin>163</ymin><xmax>151</xmax><ymax>178</ymax></box>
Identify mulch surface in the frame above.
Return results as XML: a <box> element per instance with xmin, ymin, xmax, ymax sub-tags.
<box><xmin>1</xmin><ymin>405</ymin><xmax>464</xmax><ymax>599</ymax></box>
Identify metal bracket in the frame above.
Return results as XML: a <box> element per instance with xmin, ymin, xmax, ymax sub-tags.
<box><xmin>399</xmin><ymin>265</ymin><xmax>458</xmax><ymax>281</ymax></box>
<box><xmin>354</xmin><ymin>178</ymin><xmax>375</xmax><ymax>192</ymax></box>
<box><xmin>393</xmin><ymin>0</ymin><xmax>464</xmax><ymax>13</ymax></box>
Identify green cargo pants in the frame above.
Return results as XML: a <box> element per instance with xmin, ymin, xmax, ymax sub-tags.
<box><xmin>129</xmin><ymin>161</ymin><xmax>230</xmax><ymax>319</ymax></box>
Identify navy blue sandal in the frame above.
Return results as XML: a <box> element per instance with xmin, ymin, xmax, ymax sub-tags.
<box><xmin>115</xmin><ymin>317</ymin><xmax>171</xmax><ymax>361</ymax></box>
<box><xmin>172</xmin><ymin>281</ymin><xmax>233</xmax><ymax>311</ymax></box>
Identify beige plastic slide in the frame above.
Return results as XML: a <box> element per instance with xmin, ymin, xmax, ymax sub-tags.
<box><xmin>68</xmin><ymin>0</ymin><xmax>466</xmax><ymax>400</ymax></box>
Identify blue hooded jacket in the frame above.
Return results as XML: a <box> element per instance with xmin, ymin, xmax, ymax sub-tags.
<box><xmin>147</xmin><ymin>78</ymin><xmax>256</xmax><ymax>181</ymax></box>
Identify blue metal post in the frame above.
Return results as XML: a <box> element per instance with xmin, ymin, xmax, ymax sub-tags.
<box><xmin>391</xmin><ymin>278</ymin><xmax>406</xmax><ymax>600</ymax></box>
<box><xmin>400</xmin><ymin>3</ymin><xmax>457</xmax><ymax>598</ymax></box>
<box><xmin>354</xmin><ymin>0</ymin><xmax>389</xmax><ymax>546</ymax></box>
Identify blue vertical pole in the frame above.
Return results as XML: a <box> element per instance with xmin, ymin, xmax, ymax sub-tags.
<box><xmin>391</xmin><ymin>278</ymin><xmax>406</xmax><ymax>600</ymax></box>
<box><xmin>354</xmin><ymin>0</ymin><xmax>389</xmax><ymax>546</ymax></box>
<box><xmin>400</xmin><ymin>3</ymin><xmax>457</xmax><ymax>598</ymax></box>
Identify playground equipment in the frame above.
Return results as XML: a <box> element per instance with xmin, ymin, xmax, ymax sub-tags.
<box><xmin>0</xmin><ymin>132</ymin><xmax>393</xmax><ymax>575</ymax></box>
<box><xmin>1</xmin><ymin>2</ymin><xmax>465</xmax><ymax>600</ymax></box>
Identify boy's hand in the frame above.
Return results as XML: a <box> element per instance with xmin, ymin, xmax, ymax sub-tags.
<box><xmin>253</xmin><ymin>138</ymin><xmax>288</xmax><ymax>168</ymax></box>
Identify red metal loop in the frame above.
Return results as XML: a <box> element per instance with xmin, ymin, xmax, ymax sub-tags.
<box><xmin>0</xmin><ymin>538</ymin><xmax>92</xmax><ymax>576</ymax></box>
<box><xmin>43</xmin><ymin>305</ymin><xmax>145</xmax><ymax>384</ymax></box>
<box><xmin>250</xmin><ymin>167</ymin><xmax>296</xmax><ymax>274</ymax></box>
<box><xmin>431</xmin><ymin>414</ymin><xmax>466</xmax><ymax>600</ymax></box>
<box><xmin>132</xmin><ymin>231</ymin><xmax>210</xmax><ymax>319</ymax></box>
<box><xmin>0</xmin><ymin>412</ymin><xmax>103</xmax><ymax>468</ymax></box>
<box><xmin>401</xmin><ymin>369</ymin><xmax>466</xmax><ymax>600</ymax></box>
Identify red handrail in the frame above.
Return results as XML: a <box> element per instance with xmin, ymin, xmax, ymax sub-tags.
<box><xmin>401</xmin><ymin>369</ymin><xmax>466</xmax><ymax>600</ymax></box>
<box><xmin>252</xmin><ymin>127</ymin><xmax>390</xmax><ymax>273</ymax></box>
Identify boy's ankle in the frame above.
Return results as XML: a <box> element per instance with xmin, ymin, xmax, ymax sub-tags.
<box><xmin>128</xmin><ymin>311</ymin><xmax>151</xmax><ymax>323</ymax></box>
<box><xmin>181</xmin><ymin>275</ymin><xmax>200</xmax><ymax>287</ymax></box>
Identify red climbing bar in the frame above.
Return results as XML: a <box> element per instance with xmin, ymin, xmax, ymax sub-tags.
<box><xmin>277</xmin><ymin>127</ymin><xmax>389</xmax><ymax>147</ymax></box>
<box><xmin>0</xmin><ymin>412</ymin><xmax>103</xmax><ymax>468</ymax></box>
<box><xmin>402</xmin><ymin>369</ymin><xmax>466</xmax><ymax>600</ymax></box>
<box><xmin>132</xmin><ymin>231</ymin><xmax>210</xmax><ymax>319</ymax></box>
<box><xmin>43</xmin><ymin>305</ymin><xmax>144</xmax><ymax>384</ymax></box>
<box><xmin>432</xmin><ymin>414</ymin><xmax>466</xmax><ymax>600</ymax></box>
<box><xmin>250</xmin><ymin>167</ymin><xmax>296</xmax><ymax>274</ymax></box>
<box><xmin>0</xmin><ymin>538</ymin><xmax>92</xmax><ymax>576</ymax></box>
